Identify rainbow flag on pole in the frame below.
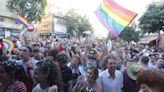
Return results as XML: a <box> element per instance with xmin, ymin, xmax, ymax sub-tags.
<box><xmin>95</xmin><ymin>0</ymin><xmax>137</xmax><ymax>36</ymax></box>
<box><xmin>16</xmin><ymin>15</ymin><xmax>30</xmax><ymax>28</ymax></box>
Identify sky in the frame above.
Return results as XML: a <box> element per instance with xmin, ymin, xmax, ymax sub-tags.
<box><xmin>52</xmin><ymin>0</ymin><xmax>160</xmax><ymax>38</ymax></box>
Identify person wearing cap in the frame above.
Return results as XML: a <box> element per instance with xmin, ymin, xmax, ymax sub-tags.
<box><xmin>99</xmin><ymin>55</ymin><xmax>123</xmax><ymax>92</ymax></box>
<box><xmin>123</xmin><ymin>62</ymin><xmax>143</xmax><ymax>92</ymax></box>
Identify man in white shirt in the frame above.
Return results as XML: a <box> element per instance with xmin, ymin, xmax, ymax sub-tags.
<box><xmin>99</xmin><ymin>55</ymin><xmax>123</xmax><ymax>92</ymax></box>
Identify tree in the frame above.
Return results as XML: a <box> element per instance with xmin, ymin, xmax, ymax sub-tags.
<box><xmin>138</xmin><ymin>3</ymin><xmax>164</xmax><ymax>33</ymax></box>
<box><xmin>62</xmin><ymin>9</ymin><xmax>93</xmax><ymax>36</ymax></box>
<box><xmin>7</xmin><ymin>0</ymin><xmax>47</xmax><ymax>22</ymax></box>
<box><xmin>119</xmin><ymin>23</ymin><xmax>139</xmax><ymax>42</ymax></box>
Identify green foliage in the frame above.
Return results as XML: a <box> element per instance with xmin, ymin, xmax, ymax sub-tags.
<box><xmin>119</xmin><ymin>24</ymin><xmax>139</xmax><ymax>42</ymax></box>
<box><xmin>62</xmin><ymin>9</ymin><xmax>93</xmax><ymax>36</ymax></box>
<box><xmin>139</xmin><ymin>4</ymin><xmax>164</xmax><ymax>33</ymax></box>
<box><xmin>7</xmin><ymin>0</ymin><xmax>47</xmax><ymax>22</ymax></box>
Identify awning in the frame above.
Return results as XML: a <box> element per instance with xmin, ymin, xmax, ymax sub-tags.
<box><xmin>139</xmin><ymin>35</ymin><xmax>158</xmax><ymax>44</ymax></box>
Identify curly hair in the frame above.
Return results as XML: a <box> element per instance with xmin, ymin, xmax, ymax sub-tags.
<box><xmin>136</xmin><ymin>70</ymin><xmax>164</xmax><ymax>92</ymax></box>
<box><xmin>35</xmin><ymin>59</ymin><xmax>63</xmax><ymax>91</ymax></box>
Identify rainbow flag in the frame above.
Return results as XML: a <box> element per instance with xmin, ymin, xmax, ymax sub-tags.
<box><xmin>16</xmin><ymin>15</ymin><xmax>30</xmax><ymax>28</ymax></box>
<box><xmin>95</xmin><ymin>0</ymin><xmax>137</xmax><ymax>36</ymax></box>
<box><xmin>3</xmin><ymin>38</ymin><xmax>14</xmax><ymax>52</ymax></box>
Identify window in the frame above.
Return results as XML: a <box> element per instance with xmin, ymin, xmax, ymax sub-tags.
<box><xmin>0</xmin><ymin>28</ymin><xmax>3</xmax><ymax>31</ymax></box>
<box><xmin>0</xmin><ymin>18</ymin><xmax>4</xmax><ymax>22</ymax></box>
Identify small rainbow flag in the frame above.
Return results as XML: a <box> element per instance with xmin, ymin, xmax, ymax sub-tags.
<box><xmin>3</xmin><ymin>38</ymin><xmax>14</xmax><ymax>52</ymax></box>
<box><xmin>95</xmin><ymin>0</ymin><xmax>137</xmax><ymax>36</ymax></box>
<box><xmin>16</xmin><ymin>15</ymin><xmax>30</xmax><ymax>28</ymax></box>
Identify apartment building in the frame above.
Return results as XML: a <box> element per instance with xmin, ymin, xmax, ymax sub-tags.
<box><xmin>0</xmin><ymin>0</ymin><xmax>22</xmax><ymax>37</ymax></box>
<box><xmin>37</xmin><ymin>0</ymin><xmax>67</xmax><ymax>37</ymax></box>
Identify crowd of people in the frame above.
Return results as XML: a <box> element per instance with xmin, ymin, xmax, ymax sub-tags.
<box><xmin>0</xmin><ymin>36</ymin><xmax>164</xmax><ymax>92</ymax></box>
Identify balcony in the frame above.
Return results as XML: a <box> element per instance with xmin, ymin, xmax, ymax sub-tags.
<box><xmin>0</xmin><ymin>21</ymin><xmax>23</xmax><ymax>30</ymax></box>
<box><xmin>0</xmin><ymin>11</ymin><xmax>17</xmax><ymax>19</ymax></box>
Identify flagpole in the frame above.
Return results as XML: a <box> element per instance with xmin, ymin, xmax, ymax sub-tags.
<box><xmin>118</xmin><ymin>14</ymin><xmax>138</xmax><ymax>37</ymax></box>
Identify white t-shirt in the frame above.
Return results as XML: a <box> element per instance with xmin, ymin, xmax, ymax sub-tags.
<box><xmin>32</xmin><ymin>84</ymin><xmax>58</xmax><ymax>92</ymax></box>
<box><xmin>32</xmin><ymin>84</ymin><xmax>49</xmax><ymax>92</ymax></box>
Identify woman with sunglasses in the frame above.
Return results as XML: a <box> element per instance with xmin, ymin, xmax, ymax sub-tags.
<box><xmin>0</xmin><ymin>60</ymin><xmax>27</xmax><ymax>92</ymax></box>
<box><xmin>32</xmin><ymin>59</ymin><xmax>63</xmax><ymax>92</ymax></box>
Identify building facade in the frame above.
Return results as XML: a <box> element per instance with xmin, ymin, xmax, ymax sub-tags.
<box><xmin>36</xmin><ymin>0</ymin><xmax>54</xmax><ymax>36</ymax></box>
<box><xmin>37</xmin><ymin>0</ymin><xmax>67</xmax><ymax>37</ymax></box>
<box><xmin>38</xmin><ymin>15</ymin><xmax>53</xmax><ymax>34</ymax></box>
<box><xmin>0</xmin><ymin>0</ymin><xmax>22</xmax><ymax>37</ymax></box>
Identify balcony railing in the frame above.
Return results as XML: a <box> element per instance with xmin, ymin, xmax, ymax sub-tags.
<box><xmin>0</xmin><ymin>11</ymin><xmax>17</xmax><ymax>19</ymax></box>
<box><xmin>0</xmin><ymin>21</ymin><xmax>23</xmax><ymax>30</ymax></box>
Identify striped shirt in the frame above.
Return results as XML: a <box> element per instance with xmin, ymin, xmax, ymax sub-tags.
<box><xmin>4</xmin><ymin>80</ymin><xmax>27</xmax><ymax>92</ymax></box>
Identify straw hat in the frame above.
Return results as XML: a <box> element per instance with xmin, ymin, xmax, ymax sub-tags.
<box><xmin>127</xmin><ymin>62</ymin><xmax>143</xmax><ymax>80</ymax></box>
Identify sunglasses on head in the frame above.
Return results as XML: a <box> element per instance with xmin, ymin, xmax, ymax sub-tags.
<box><xmin>36</xmin><ymin>60</ymin><xmax>54</xmax><ymax>72</ymax></box>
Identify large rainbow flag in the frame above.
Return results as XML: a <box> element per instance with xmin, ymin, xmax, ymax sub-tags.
<box><xmin>95</xmin><ymin>0</ymin><xmax>137</xmax><ymax>36</ymax></box>
<box><xmin>16</xmin><ymin>15</ymin><xmax>30</xmax><ymax>28</ymax></box>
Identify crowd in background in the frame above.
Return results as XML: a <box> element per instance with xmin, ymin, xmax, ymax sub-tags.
<box><xmin>0</xmin><ymin>36</ymin><xmax>164</xmax><ymax>92</ymax></box>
